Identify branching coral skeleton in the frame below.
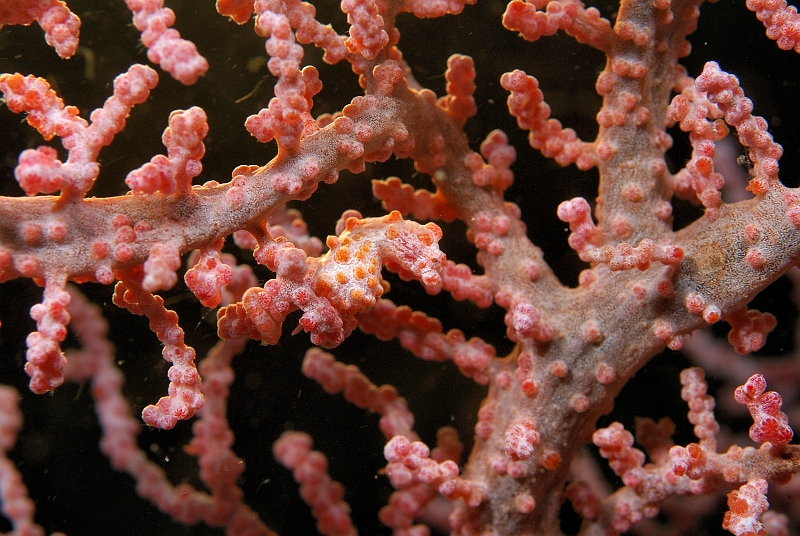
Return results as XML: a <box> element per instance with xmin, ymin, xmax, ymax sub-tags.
<box><xmin>1</xmin><ymin>0</ymin><xmax>800</xmax><ymax>534</ymax></box>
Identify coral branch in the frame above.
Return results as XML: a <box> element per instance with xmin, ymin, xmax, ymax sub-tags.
<box><xmin>125</xmin><ymin>0</ymin><xmax>208</xmax><ymax>85</ymax></box>
<box><xmin>695</xmin><ymin>62</ymin><xmax>783</xmax><ymax>195</ymax></box>
<box><xmin>0</xmin><ymin>65</ymin><xmax>159</xmax><ymax>198</ymax></box>
<box><xmin>113</xmin><ymin>269</ymin><xmax>203</xmax><ymax>429</ymax></box>
<box><xmin>274</xmin><ymin>431</ymin><xmax>357</xmax><ymax>536</ymax></box>
<box><xmin>0</xmin><ymin>0</ymin><xmax>79</xmax><ymax>58</ymax></box>
<box><xmin>1</xmin><ymin>0</ymin><xmax>800</xmax><ymax>534</ymax></box>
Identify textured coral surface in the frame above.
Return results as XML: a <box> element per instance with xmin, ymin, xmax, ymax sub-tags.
<box><xmin>1</xmin><ymin>1</ymin><xmax>800</xmax><ymax>535</ymax></box>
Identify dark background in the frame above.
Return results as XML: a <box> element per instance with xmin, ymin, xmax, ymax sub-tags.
<box><xmin>0</xmin><ymin>0</ymin><xmax>799</xmax><ymax>534</ymax></box>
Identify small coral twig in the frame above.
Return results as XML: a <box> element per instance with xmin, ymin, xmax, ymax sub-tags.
<box><xmin>437</xmin><ymin>54</ymin><xmax>477</xmax><ymax>127</ymax></box>
<box><xmin>384</xmin><ymin>435</ymin><xmax>483</xmax><ymax>507</ymax></box>
<box><xmin>126</xmin><ymin>107</ymin><xmax>209</xmax><ymax>196</ymax></box>
<box><xmin>372</xmin><ymin>177</ymin><xmax>459</xmax><ymax>222</ymax></box>
<box><xmin>0</xmin><ymin>65</ymin><xmax>159</xmax><ymax>198</ymax></box>
<box><xmin>726</xmin><ymin>308</ymin><xmax>778</xmax><ymax>355</ymax></box>
<box><xmin>357</xmin><ymin>299</ymin><xmax>497</xmax><ymax>384</ymax></box>
<box><xmin>125</xmin><ymin>0</ymin><xmax>208</xmax><ymax>84</ymax></box>
<box><xmin>302</xmin><ymin>347</ymin><xmax>415</xmax><ymax>439</ymax></box>
<box><xmin>745</xmin><ymin>0</ymin><xmax>800</xmax><ymax>52</ymax></box>
<box><xmin>501</xmin><ymin>69</ymin><xmax>596</xmax><ymax>169</ymax></box>
<box><xmin>113</xmin><ymin>269</ymin><xmax>204</xmax><ymax>430</ymax></box>
<box><xmin>0</xmin><ymin>0</ymin><xmax>80</xmax><ymax>58</ymax></box>
<box><xmin>274</xmin><ymin>431</ymin><xmax>357</xmax><ymax>536</ymax></box>
<box><xmin>679</xmin><ymin>367</ymin><xmax>720</xmax><ymax>450</ymax></box>
<box><xmin>593</xmin><ymin>422</ymin><xmax>645</xmax><ymax>486</ymax></box>
<box><xmin>0</xmin><ymin>385</ymin><xmax>46</xmax><ymax>536</ymax></box>
<box><xmin>695</xmin><ymin>62</ymin><xmax>783</xmax><ymax>195</ymax></box>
